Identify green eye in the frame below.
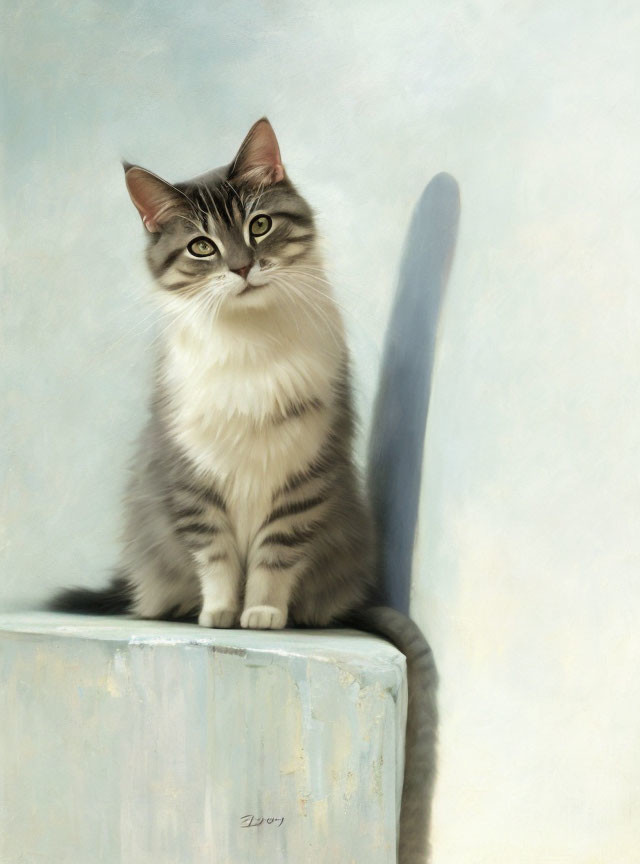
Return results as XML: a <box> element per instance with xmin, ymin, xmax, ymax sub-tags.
<box><xmin>249</xmin><ymin>215</ymin><xmax>272</xmax><ymax>238</ymax></box>
<box><xmin>187</xmin><ymin>237</ymin><xmax>217</xmax><ymax>257</ymax></box>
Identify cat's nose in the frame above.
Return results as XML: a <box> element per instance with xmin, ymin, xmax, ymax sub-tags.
<box><xmin>231</xmin><ymin>265</ymin><xmax>250</xmax><ymax>280</ymax></box>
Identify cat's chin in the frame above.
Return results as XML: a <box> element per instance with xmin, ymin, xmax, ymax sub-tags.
<box><xmin>237</xmin><ymin>280</ymin><xmax>269</xmax><ymax>297</ymax></box>
<box><xmin>231</xmin><ymin>281</ymin><xmax>275</xmax><ymax>309</ymax></box>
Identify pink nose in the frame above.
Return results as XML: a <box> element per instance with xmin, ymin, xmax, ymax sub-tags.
<box><xmin>231</xmin><ymin>265</ymin><xmax>250</xmax><ymax>280</ymax></box>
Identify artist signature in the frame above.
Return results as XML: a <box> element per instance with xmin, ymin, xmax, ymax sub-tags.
<box><xmin>241</xmin><ymin>815</ymin><xmax>285</xmax><ymax>828</ymax></box>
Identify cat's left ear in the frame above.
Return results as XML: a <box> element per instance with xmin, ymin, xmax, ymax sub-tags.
<box><xmin>229</xmin><ymin>118</ymin><xmax>285</xmax><ymax>186</ymax></box>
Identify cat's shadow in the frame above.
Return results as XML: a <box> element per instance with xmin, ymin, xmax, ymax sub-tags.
<box><xmin>366</xmin><ymin>173</ymin><xmax>459</xmax><ymax>855</ymax></box>
<box><xmin>368</xmin><ymin>172</ymin><xmax>460</xmax><ymax>613</ymax></box>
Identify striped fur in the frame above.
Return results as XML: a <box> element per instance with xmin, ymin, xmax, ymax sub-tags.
<box><xmin>49</xmin><ymin>119</ymin><xmax>437</xmax><ymax>862</ymax></box>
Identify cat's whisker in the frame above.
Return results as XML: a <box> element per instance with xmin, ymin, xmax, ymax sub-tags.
<box><xmin>272</xmin><ymin>278</ymin><xmax>343</xmax><ymax>355</ymax></box>
<box><xmin>291</xmin><ymin>263</ymin><xmax>370</xmax><ymax>305</ymax></box>
<box><xmin>93</xmin><ymin>305</ymin><xmax>174</xmax><ymax>359</ymax></box>
<box><xmin>284</xmin><ymin>272</ymin><xmax>352</xmax><ymax>321</ymax></box>
<box><xmin>288</xmin><ymin>270</ymin><xmax>379</xmax><ymax>329</ymax></box>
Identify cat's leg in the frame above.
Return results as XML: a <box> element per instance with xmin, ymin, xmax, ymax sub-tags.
<box><xmin>171</xmin><ymin>485</ymin><xmax>242</xmax><ymax>628</ymax></box>
<box><xmin>240</xmin><ymin>561</ymin><xmax>302</xmax><ymax>630</ymax></box>
<box><xmin>131</xmin><ymin>555</ymin><xmax>201</xmax><ymax>620</ymax></box>
<box><xmin>193</xmin><ymin>540</ymin><xmax>243</xmax><ymax>629</ymax></box>
<box><xmin>123</xmin><ymin>488</ymin><xmax>203</xmax><ymax>621</ymax></box>
<box><xmin>242</xmin><ymin>506</ymin><xmax>325</xmax><ymax>630</ymax></box>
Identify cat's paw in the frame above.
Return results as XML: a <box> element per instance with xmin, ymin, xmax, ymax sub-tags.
<box><xmin>240</xmin><ymin>605</ymin><xmax>286</xmax><ymax>630</ymax></box>
<box><xmin>198</xmin><ymin>607</ymin><xmax>238</xmax><ymax>629</ymax></box>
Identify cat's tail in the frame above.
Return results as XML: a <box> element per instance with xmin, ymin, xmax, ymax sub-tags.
<box><xmin>47</xmin><ymin>573</ymin><xmax>133</xmax><ymax>615</ymax></box>
<box><xmin>343</xmin><ymin>605</ymin><xmax>438</xmax><ymax>864</ymax></box>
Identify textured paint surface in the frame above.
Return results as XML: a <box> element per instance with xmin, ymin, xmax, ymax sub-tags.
<box><xmin>0</xmin><ymin>613</ymin><xmax>407</xmax><ymax>864</ymax></box>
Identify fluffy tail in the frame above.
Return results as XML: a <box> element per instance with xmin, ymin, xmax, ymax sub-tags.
<box><xmin>47</xmin><ymin>573</ymin><xmax>133</xmax><ymax>615</ymax></box>
<box><xmin>344</xmin><ymin>605</ymin><xmax>438</xmax><ymax>864</ymax></box>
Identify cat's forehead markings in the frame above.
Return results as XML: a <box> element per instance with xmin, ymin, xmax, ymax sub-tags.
<box><xmin>204</xmin><ymin>186</ymin><xmax>235</xmax><ymax>230</ymax></box>
<box><xmin>187</xmin><ymin>186</ymin><xmax>212</xmax><ymax>232</ymax></box>
<box><xmin>231</xmin><ymin>198</ymin><xmax>243</xmax><ymax>223</ymax></box>
<box><xmin>204</xmin><ymin>214</ymin><xmax>229</xmax><ymax>243</ymax></box>
<box><xmin>203</xmin><ymin>193</ymin><xmax>247</xmax><ymax>238</ymax></box>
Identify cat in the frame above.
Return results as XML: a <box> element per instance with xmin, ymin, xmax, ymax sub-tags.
<box><xmin>49</xmin><ymin>118</ymin><xmax>438</xmax><ymax>863</ymax></box>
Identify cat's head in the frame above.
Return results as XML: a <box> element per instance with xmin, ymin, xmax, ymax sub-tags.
<box><xmin>124</xmin><ymin>119</ymin><xmax>318</xmax><ymax>314</ymax></box>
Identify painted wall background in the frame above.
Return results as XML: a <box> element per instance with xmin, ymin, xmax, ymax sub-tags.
<box><xmin>2</xmin><ymin>1</ymin><xmax>639</xmax><ymax>861</ymax></box>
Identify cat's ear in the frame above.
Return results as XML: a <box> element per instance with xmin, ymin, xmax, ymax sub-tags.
<box><xmin>123</xmin><ymin>163</ymin><xmax>188</xmax><ymax>233</ymax></box>
<box><xmin>229</xmin><ymin>118</ymin><xmax>285</xmax><ymax>186</ymax></box>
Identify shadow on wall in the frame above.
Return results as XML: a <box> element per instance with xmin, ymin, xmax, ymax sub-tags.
<box><xmin>368</xmin><ymin>173</ymin><xmax>460</xmax><ymax>614</ymax></box>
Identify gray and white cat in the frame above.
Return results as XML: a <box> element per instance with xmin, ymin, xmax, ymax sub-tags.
<box><xmin>51</xmin><ymin>119</ymin><xmax>437</xmax><ymax>863</ymax></box>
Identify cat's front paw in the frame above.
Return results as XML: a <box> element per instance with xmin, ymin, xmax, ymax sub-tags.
<box><xmin>198</xmin><ymin>607</ymin><xmax>238</xmax><ymax>629</ymax></box>
<box><xmin>240</xmin><ymin>605</ymin><xmax>286</xmax><ymax>630</ymax></box>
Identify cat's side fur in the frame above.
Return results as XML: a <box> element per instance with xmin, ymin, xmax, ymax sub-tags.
<box><xmin>50</xmin><ymin>119</ymin><xmax>437</xmax><ymax>863</ymax></box>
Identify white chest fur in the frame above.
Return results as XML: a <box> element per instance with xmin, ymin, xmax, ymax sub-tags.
<box><xmin>162</xmin><ymin>299</ymin><xmax>343</xmax><ymax>550</ymax></box>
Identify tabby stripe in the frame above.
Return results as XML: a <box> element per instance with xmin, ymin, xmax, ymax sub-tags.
<box><xmin>172</xmin><ymin>506</ymin><xmax>205</xmax><ymax>520</ymax></box>
<box><xmin>176</xmin><ymin>484</ymin><xmax>226</xmax><ymax>512</ymax></box>
<box><xmin>261</xmin><ymin>525</ymin><xmax>318</xmax><ymax>548</ymax></box>
<box><xmin>214</xmin><ymin>190</ymin><xmax>233</xmax><ymax>228</ymax></box>
<box><xmin>275</xmin><ymin>398</ymin><xmax>324</xmax><ymax>425</ymax></box>
<box><xmin>191</xmin><ymin>188</ymin><xmax>211</xmax><ymax>230</ymax></box>
<box><xmin>161</xmin><ymin>247</ymin><xmax>184</xmax><ymax>273</ymax></box>
<box><xmin>187</xmin><ymin>538</ymin><xmax>213</xmax><ymax>550</ymax></box>
<box><xmin>203</xmin><ymin>185</ymin><xmax>232</xmax><ymax>229</ymax></box>
<box><xmin>258</xmin><ymin>557</ymin><xmax>299</xmax><ymax>571</ymax></box>
<box><xmin>200</xmin><ymin>486</ymin><xmax>226</xmax><ymax>511</ymax></box>
<box><xmin>271</xmin><ymin>211</ymin><xmax>313</xmax><ymax>228</ymax></box>
<box><xmin>287</xmin><ymin>233</ymin><xmax>314</xmax><ymax>243</ymax></box>
<box><xmin>264</xmin><ymin>494</ymin><xmax>326</xmax><ymax>527</ymax></box>
<box><xmin>176</xmin><ymin>522</ymin><xmax>220</xmax><ymax>535</ymax></box>
<box><xmin>207</xmin><ymin>552</ymin><xmax>228</xmax><ymax>564</ymax></box>
<box><xmin>278</xmin><ymin>454</ymin><xmax>331</xmax><ymax>496</ymax></box>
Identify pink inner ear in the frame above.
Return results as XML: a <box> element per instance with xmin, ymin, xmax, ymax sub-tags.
<box><xmin>125</xmin><ymin>167</ymin><xmax>182</xmax><ymax>233</ymax></box>
<box><xmin>232</xmin><ymin>118</ymin><xmax>285</xmax><ymax>185</ymax></box>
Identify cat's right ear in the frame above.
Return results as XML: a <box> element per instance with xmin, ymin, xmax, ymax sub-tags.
<box><xmin>123</xmin><ymin>163</ymin><xmax>187</xmax><ymax>233</ymax></box>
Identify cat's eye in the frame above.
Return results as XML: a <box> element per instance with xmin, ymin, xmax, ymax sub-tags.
<box><xmin>187</xmin><ymin>237</ymin><xmax>217</xmax><ymax>257</ymax></box>
<box><xmin>249</xmin><ymin>215</ymin><xmax>272</xmax><ymax>238</ymax></box>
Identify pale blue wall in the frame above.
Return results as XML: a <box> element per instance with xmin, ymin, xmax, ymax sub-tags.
<box><xmin>3</xmin><ymin>1</ymin><xmax>640</xmax><ymax>861</ymax></box>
